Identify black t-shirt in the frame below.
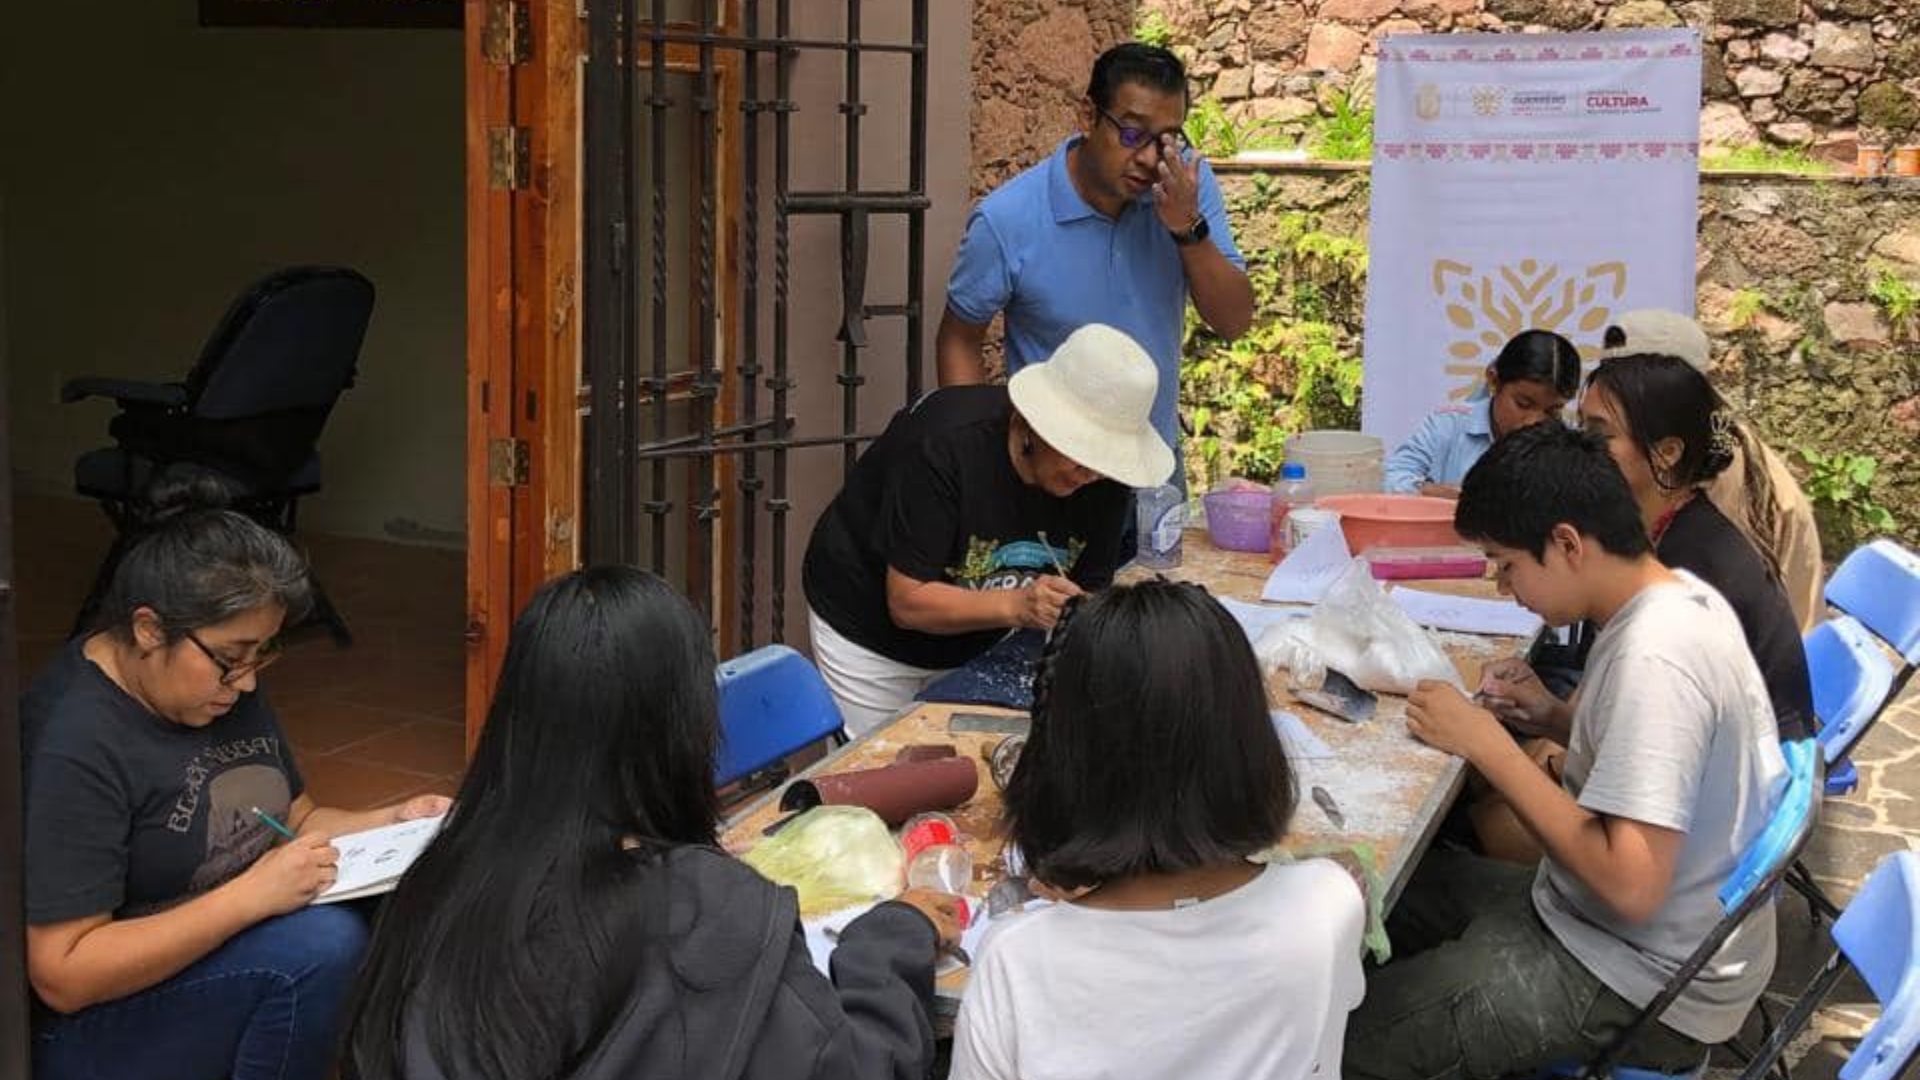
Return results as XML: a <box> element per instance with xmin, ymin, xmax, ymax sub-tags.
<box><xmin>21</xmin><ymin>637</ymin><xmax>306</xmax><ymax>923</ymax></box>
<box><xmin>1657</xmin><ymin>497</ymin><xmax>1814</xmax><ymax>740</ymax></box>
<box><xmin>802</xmin><ymin>385</ymin><xmax>1130</xmax><ymax>670</ymax></box>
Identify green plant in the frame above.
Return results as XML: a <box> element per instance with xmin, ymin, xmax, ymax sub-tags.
<box><xmin>1869</xmin><ymin>268</ymin><xmax>1919</xmax><ymax>328</ymax></box>
<box><xmin>1799</xmin><ymin>447</ymin><xmax>1896</xmax><ymax>550</ymax></box>
<box><xmin>1180</xmin><ymin>216</ymin><xmax>1368</xmax><ymax>488</ymax></box>
<box><xmin>1306</xmin><ymin>92</ymin><xmax>1373</xmax><ymax>162</ymax></box>
<box><xmin>1133</xmin><ymin>8</ymin><xmax>1175</xmax><ymax>47</ymax></box>
<box><xmin>1184</xmin><ymin>97</ymin><xmax>1292</xmax><ymax>159</ymax></box>
<box><xmin>1727</xmin><ymin>288</ymin><xmax>1770</xmax><ymax>331</ymax></box>
<box><xmin>1699</xmin><ymin>144</ymin><xmax>1836</xmax><ymax>176</ymax></box>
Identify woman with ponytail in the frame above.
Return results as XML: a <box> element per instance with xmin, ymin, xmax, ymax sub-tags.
<box><xmin>1480</xmin><ymin>355</ymin><xmax>1814</xmax><ymax>744</ymax></box>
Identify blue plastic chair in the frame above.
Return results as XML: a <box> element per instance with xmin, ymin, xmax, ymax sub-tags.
<box><xmin>1806</xmin><ymin>616</ymin><xmax>1899</xmax><ymax>798</ymax></box>
<box><xmin>1815</xmin><ymin>539</ymin><xmax>1920</xmax><ymax>827</ymax></box>
<box><xmin>714</xmin><ymin>645</ymin><xmax>845</xmax><ymax>788</ymax></box>
<box><xmin>1826</xmin><ymin>540</ymin><xmax>1920</xmax><ymax>668</ymax></box>
<box><xmin>1736</xmin><ymin>850</ymin><xmax>1920</xmax><ymax>1080</ymax></box>
<box><xmin>1558</xmin><ymin>738</ymin><xmax>1822</xmax><ymax>1080</ymax></box>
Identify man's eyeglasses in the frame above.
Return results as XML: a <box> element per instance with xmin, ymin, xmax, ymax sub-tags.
<box><xmin>1095</xmin><ymin>107</ymin><xmax>1190</xmax><ymax>154</ymax></box>
<box><xmin>183</xmin><ymin>631</ymin><xmax>283</xmax><ymax>687</ymax></box>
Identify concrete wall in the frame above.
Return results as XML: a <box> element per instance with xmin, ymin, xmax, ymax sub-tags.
<box><xmin>758</xmin><ymin>0</ymin><xmax>977</xmax><ymax>644</ymax></box>
<box><xmin>0</xmin><ymin>4</ymin><xmax>465</xmax><ymax>546</ymax></box>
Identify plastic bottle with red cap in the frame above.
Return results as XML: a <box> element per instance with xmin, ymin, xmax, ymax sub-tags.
<box><xmin>899</xmin><ymin>812</ymin><xmax>973</xmax><ymax>929</ymax></box>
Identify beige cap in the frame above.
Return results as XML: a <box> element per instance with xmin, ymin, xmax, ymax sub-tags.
<box><xmin>1601</xmin><ymin>308</ymin><xmax>1711</xmax><ymax>372</ymax></box>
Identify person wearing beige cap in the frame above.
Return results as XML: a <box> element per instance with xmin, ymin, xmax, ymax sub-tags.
<box><xmin>802</xmin><ymin>324</ymin><xmax>1176</xmax><ymax>734</ymax></box>
<box><xmin>1602</xmin><ymin>309</ymin><xmax>1823</xmax><ymax>631</ymax></box>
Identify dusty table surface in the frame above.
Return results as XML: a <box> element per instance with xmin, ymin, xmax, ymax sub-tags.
<box><xmin>722</xmin><ymin>531</ymin><xmax>1527</xmax><ymax>999</ymax></box>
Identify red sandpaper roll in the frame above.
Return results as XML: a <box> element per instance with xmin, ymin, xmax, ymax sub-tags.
<box><xmin>780</xmin><ymin>756</ymin><xmax>980</xmax><ymax>827</ymax></box>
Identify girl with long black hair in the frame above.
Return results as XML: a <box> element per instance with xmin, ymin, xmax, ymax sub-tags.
<box><xmin>344</xmin><ymin>566</ymin><xmax>958</xmax><ymax>1080</ymax></box>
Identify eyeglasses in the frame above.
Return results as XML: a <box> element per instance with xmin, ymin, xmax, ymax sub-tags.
<box><xmin>183</xmin><ymin>631</ymin><xmax>283</xmax><ymax>687</ymax></box>
<box><xmin>1095</xmin><ymin>107</ymin><xmax>1190</xmax><ymax>154</ymax></box>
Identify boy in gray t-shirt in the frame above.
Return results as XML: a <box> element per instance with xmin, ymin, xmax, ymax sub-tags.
<box><xmin>1344</xmin><ymin>424</ymin><xmax>1789</xmax><ymax>1080</ymax></box>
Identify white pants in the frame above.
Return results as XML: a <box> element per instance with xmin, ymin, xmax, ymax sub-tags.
<box><xmin>806</xmin><ymin>606</ymin><xmax>951</xmax><ymax>738</ymax></box>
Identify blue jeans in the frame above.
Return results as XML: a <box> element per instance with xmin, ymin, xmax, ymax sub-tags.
<box><xmin>34</xmin><ymin>904</ymin><xmax>370</xmax><ymax>1080</ymax></box>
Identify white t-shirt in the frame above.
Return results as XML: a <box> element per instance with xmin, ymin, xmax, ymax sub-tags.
<box><xmin>1533</xmin><ymin>570</ymin><xmax>1788</xmax><ymax>1044</ymax></box>
<box><xmin>949</xmin><ymin>859</ymin><xmax>1366</xmax><ymax>1080</ymax></box>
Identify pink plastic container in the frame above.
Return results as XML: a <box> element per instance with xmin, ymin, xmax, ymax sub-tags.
<box><xmin>1361</xmin><ymin>545</ymin><xmax>1487</xmax><ymax>580</ymax></box>
<box><xmin>1203</xmin><ymin>490</ymin><xmax>1272</xmax><ymax>553</ymax></box>
<box><xmin>1316</xmin><ymin>494</ymin><xmax>1462</xmax><ymax>554</ymax></box>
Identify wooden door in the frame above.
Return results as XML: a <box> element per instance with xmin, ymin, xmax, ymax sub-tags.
<box><xmin>463</xmin><ymin>0</ymin><xmax>582</xmax><ymax>744</ymax></box>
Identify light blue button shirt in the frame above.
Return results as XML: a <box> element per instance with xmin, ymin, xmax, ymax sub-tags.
<box><xmin>944</xmin><ymin>137</ymin><xmax>1245</xmax><ymax>461</ymax></box>
<box><xmin>1383</xmin><ymin>398</ymin><xmax>1493</xmax><ymax>493</ymax></box>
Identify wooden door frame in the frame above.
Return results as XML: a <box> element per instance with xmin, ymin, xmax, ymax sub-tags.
<box><xmin>464</xmin><ymin>0</ymin><xmax>745</xmax><ymax>740</ymax></box>
<box><xmin>463</xmin><ymin>0</ymin><xmax>582</xmax><ymax>743</ymax></box>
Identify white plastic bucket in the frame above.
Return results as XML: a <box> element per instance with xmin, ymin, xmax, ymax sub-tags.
<box><xmin>1284</xmin><ymin>430</ymin><xmax>1384</xmax><ymax>497</ymax></box>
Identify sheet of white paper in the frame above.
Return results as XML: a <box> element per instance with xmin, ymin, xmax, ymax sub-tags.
<box><xmin>1260</xmin><ymin>523</ymin><xmax>1353</xmax><ymax>604</ymax></box>
<box><xmin>805</xmin><ymin>898</ymin><xmax>993</xmax><ymax>979</ymax></box>
<box><xmin>1271</xmin><ymin>710</ymin><xmax>1335</xmax><ymax>760</ymax></box>
<box><xmin>1389</xmin><ymin>588</ymin><xmax>1543</xmax><ymax>637</ymax></box>
<box><xmin>314</xmin><ymin>815</ymin><xmax>445</xmax><ymax>903</ymax></box>
<box><xmin>1218</xmin><ymin>596</ymin><xmax>1309</xmax><ymax>644</ymax></box>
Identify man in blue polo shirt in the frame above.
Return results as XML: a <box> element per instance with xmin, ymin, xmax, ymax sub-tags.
<box><xmin>936</xmin><ymin>43</ymin><xmax>1253</xmax><ymax>482</ymax></box>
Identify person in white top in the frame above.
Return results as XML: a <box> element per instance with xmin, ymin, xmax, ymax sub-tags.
<box><xmin>949</xmin><ymin>579</ymin><xmax>1367</xmax><ymax>1080</ymax></box>
<box><xmin>1345</xmin><ymin>423</ymin><xmax>1789</xmax><ymax>1080</ymax></box>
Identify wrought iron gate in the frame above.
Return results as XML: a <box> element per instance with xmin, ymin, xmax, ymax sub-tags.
<box><xmin>580</xmin><ymin>0</ymin><xmax>930</xmax><ymax>653</ymax></box>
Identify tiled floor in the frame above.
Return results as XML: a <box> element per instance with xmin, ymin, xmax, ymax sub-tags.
<box><xmin>13</xmin><ymin>492</ymin><xmax>468</xmax><ymax>806</ymax></box>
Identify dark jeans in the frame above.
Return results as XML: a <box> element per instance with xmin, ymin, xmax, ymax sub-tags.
<box><xmin>34</xmin><ymin>903</ymin><xmax>370</xmax><ymax>1080</ymax></box>
<box><xmin>1344</xmin><ymin>851</ymin><xmax>1706</xmax><ymax>1080</ymax></box>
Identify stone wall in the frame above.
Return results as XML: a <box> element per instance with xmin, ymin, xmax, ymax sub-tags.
<box><xmin>1143</xmin><ymin>0</ymin><xmax>1920</xmax><ymax>160</ymax></box>
<box><xmin>1212</xmin><ymin>162</ymin><xmax>1920</xmax><ymax>549</ymax></box>
<box><xmin>970</xmin><ymin>0</ymin><xmax>1137</xmax><ymax>196</ymax></box>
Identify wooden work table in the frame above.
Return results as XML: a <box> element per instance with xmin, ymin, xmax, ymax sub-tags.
<box><xmin>723</xmin><ymin>533</ymin><xmax>1527</xmax><ymax>925</ymax></box>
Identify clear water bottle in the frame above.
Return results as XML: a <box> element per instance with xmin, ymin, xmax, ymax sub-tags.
<box><xmin>1135</xmin><ymin>484</ymin><xmax>1187</xmax><ymax>570</ymax></box>
<box><xmin>901</xmin><ymin>813</ymin><xmax>973</xmax><ymax>927</ymax></box>
<box><xmin>1269</xmin><ymin>463</ymin><xmax>1316</xmax><ymax>562</ymax></box>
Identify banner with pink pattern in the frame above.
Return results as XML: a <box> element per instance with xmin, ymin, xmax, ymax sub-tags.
<box><xmin>1361</xmin><ymin>29</ymin><xmax>1702</xmax><ymax>448</ymax></box>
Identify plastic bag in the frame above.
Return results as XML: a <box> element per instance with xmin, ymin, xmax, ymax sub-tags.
<box><xmin>1254</xmin><ymin>559</ymin><xmax>1461</xmax><ymax>695</ymax></box>
<box><xmin>742</xmin><ymin>805</ymin><xmax>904</xmax><ymax>917</ymax></box>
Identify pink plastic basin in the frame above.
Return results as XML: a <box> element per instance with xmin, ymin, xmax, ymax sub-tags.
<box><xmin>1316</xmin><ymin>494</ymin><xmax>1462</xmax><ymax>554</ymax></box>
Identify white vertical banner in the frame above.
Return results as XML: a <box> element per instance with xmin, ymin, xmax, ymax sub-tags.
<box><xmin>1361</xmin><ymin>29</ymin><xmax>1702</xmax><ymax>446</ymax></box>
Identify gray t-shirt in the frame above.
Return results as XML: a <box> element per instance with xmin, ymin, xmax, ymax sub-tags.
<box><xmin>1532</xmin><ymin>571</ymin><xmax>1787</xmax><ymax>1044</ymax></box>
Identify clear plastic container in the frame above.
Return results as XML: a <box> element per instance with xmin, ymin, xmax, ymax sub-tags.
<box><xmin>1268</xmin><ymin>463</ymin><xmax>1316</xmax><ymax>563</ymax></box>
<box><xmin>900</xmin><ymin>812</ymin><xmax>974</xmax><ymax>926</ymax></box>
<box><xmin>1135</xmin><ymin>484</ymin><xmax>1187</xmax><ymax>569</ymax></box>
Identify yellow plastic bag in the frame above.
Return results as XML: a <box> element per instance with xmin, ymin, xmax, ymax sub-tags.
<box><xmin>741</xmin><ymin>805</ymin><xmax>905</xmax><ymax>917</ymax></box>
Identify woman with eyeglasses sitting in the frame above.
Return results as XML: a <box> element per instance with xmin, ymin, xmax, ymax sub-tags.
<box><xmin>19</xmin><ymin>480</ymin><xmax>449</xmax><ymax>1080</ymax></box>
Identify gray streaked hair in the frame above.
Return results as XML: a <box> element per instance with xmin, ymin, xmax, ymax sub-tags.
<box><xmin>95</xmin><ymin>498</ymin><xmax>312</xmax><ymax>640</ymax></box>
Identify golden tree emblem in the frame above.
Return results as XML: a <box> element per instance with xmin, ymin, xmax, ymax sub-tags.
<box><xmin>1432</xmin><ymin>258</ymin><xmax>1626</xmax><ymax>400</ymax></box>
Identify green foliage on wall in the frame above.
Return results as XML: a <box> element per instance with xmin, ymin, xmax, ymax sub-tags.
<box><xmin>1181</xmin><ymin>203</ymin><xmax>1368</xmax><ymax>490</ymax></box>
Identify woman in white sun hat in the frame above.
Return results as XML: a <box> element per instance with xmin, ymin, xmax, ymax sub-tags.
<box><xmin>802</xmin><ymin>323</ymin><xmax>1175</xmax><ymax>735</ymax></box>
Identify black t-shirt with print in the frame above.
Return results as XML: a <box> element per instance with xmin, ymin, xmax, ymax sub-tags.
<box><xmin>21</xmin><ymin>636</ymin><xmax>306</xmax><ymax>923</ymax></box>
<box><xmin>802</xmin><ymin>385</ymin><xmax>1130</xmax><ymax>670</ymax></box>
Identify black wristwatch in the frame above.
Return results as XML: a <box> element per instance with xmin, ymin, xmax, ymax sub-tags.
<box><xmin>1171</xmin><ymin>216</ymin><xmax>1210</xmax><ymax>247</ymax></box>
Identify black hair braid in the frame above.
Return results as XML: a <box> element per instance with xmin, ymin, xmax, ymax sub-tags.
<box><xmin>1028</xmin><ymin>595</ymin><xmax>1085</xmax><ymax>733</ymax></box>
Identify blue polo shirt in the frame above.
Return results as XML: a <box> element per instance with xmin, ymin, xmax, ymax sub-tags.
<box><xmin>944</xmin><ymin>137</ymin><xmax>1244</xmax><ymax>461</ymax></box>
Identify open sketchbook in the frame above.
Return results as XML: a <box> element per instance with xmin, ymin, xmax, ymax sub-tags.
<box><xmin>314</xmin><ymin>815</ymin><xmax>447</xmax><ymax>904</ymax></box>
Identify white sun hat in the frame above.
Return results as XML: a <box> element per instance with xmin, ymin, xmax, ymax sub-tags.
<box><xmin>1006</xmin><ymin>323</ymin><xmax>1176</xmax><ymax>489</ymax></box>
<box><xmin>1602</xmin><ymin>308</ymin><xmax>1711</xmax><ymax>372</ymax></box>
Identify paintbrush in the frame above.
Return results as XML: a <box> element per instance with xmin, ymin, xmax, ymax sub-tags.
<box><xmin>1035</xmin><ymin>530</ymin><xmax>1070</xmax><ymax>579</ymax></box>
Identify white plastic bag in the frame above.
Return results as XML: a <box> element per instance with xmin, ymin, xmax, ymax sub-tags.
<box><xmin>1254</xmin><ymin>559</ymin><xmax>1462</xmax><ymax>695</ymax></box>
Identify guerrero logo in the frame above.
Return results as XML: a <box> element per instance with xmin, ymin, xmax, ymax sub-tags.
<box><xmin>1416</xmin><ymin>83</ymin><xmax>1442</xmax><ymax>121</ymax></box>
<box><xmin>1431</xmin><ymin>258</ymin><xmax>1626</xmax><ymax>400</ymax></box>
